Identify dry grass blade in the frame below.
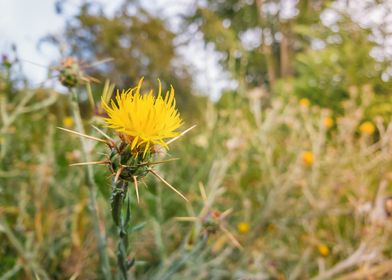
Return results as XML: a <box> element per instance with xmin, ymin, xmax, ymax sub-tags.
<box><xmin>174</xmin><ymin>217</ymin><xmax>199</xmax><ymax>222</ymax></box>
<box><xmin>199</xmin><ymin>182</ymin><xmax>208</xmax><ymax>202</ymax></box>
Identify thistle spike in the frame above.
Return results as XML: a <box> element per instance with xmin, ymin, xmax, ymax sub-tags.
<box><xmin>148</xmin><ymin>169</ymin><xmax>188</xmax><ymax>202</ymax></box>
<box><xmin>57</xmin><ymin>127</ymin><xmax>108</xmax><ymax>144</ymax></box>
<box><xmin>133</xmin><ymin>176</ymin><xmax>140</xmax><ymax>204</ymax></box>
<box><xmin>91</xmin><ymin>125</ymin><xmax>114</xmax><ymax>142</ymax></box>
<box><xmin>220</xmin><ymin>225</ymin><xmax>242</xmax><ymax>249</ymax></box>
<box><xmin>20</xmin><ymin>58</ymin><xmax>51</xmax><ymax>69</ymax></box>
<box><xmin>166</xmin><ymin>125</ymin><xmax>197</xmax><ymax>145</ymax></box>
<box><xmin>141</xmin><ymin>178</ymin><xmax>149</xmax><ymax>189</ymax></box>
<box><xmin>80</xmin><ymin>57</ymin><xmax>114</xmax><ymax>69</ymax></box>
<box><xmin>220</xmin><ymin>208</ymin><xmax>233</xmax><ymax>220</ymax></box>
<box><xmin>114</xmin><ymin>166</ymin><xmax>124</xmax><ymax>183</ymax></box>
<box><xmin>80</xmin><ymin>75</ymin><xmax>101</xmax><ymax>84</ymax></box>
<box><xmin>70</xmin><ymin>160</ymin><xmax>110</xmax><ymax>166</ymax></box>
<box><xmin>137</xmin><ymin>158</ymin><xmax>179</xmax><ymax>167</ymax></box>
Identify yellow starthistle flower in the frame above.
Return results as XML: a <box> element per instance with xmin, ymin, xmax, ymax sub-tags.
<box><xmin>302</xmin><ymin>151</ymin><xmax>314</xmax><ymax>166</ymax></box>
<box><xmin>359</xmin><ymin>121</ymin><xmax>375</xmax><ymax>136</ymax></box>
<box><xmin>63</xmin><ymin>116</ymin><xmax>74</xmax><ymax>128</ymax></box>
<box><xmin>237</xmin><ymin>222</ymin><xmax>250</xmax><ymax>234</ymax></box>
<box><xmin>59</xmin><ymin>78</ymin><xmax>195</xmax><ymax>204</ymax></box>
<box><xmin>299</xmin><ymin>98</ymin><xmax>310</xmax><ymax>108</ymax></box>
<box><xmin>102</xmin><ymin>78</ymin><xmax>183</xmax><ymax>157</ymax></box>
<box><xmin>318</xmin><ymin>244</ymin><xmax>329</xmax><ymax>257</ymax></box>
<box><xmin>323</xmin><ymin>117</ymin><xmax>333</xmax><ymax>128</ymax></box>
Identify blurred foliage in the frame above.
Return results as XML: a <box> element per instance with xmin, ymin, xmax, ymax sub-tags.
<box><xmin>186</xmin><ymin>0</ymin><xmax>328</xmax><ymax>86</ymax></box>
<box><xmin>2</xmin><ymin>53</ymin><xmax>392</xmax><ymax>278</ymax></box>
<box><xmin>186</xmin><ymin>0</ymin><xmax>392</xmax><ymax>117</ymax></box>
<box><xmin>2</xmin><ymin>0</ymin><xmax>392</xmax><ymax>279</ymax></box>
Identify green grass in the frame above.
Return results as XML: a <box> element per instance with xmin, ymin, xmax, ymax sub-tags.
<box><xmin>1</xmin><ymin>81</ymin><xmax>392</xmax><ymax>279</ymax></box>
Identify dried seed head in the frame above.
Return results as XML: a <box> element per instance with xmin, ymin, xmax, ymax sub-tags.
<box><xmin>58</xmin><ymin>57</ymin><xmax>83</xmax><ymax>88</ymax></box>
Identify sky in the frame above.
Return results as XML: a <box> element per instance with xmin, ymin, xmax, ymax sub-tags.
<box><xmin>0</xmin><ymin>0</ymin><xmax>64</xmax><ymax>82</ymax></box>
<box><xmin>0</xmin><ymin>0</ymin><xmax>230</xmax><ymax>99</ymax></box>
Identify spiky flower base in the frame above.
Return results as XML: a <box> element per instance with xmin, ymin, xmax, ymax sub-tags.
<box><xmin>109</xmin><ymin>143</ymin><xmax>150</xmax><ymax>182</ymax></box>
<box><xmin>109</xmin><ymin>143</ymin><xmax>151</xmax><ymax>229</ymax></box>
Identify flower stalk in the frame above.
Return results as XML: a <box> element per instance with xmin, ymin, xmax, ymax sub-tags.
<box><xmin>61</xmin><ymin>78</ymin><xmax>194</xmax><ymax>279</ymax></box>
<box><xmin>111</xmin><ymin>179</ymin><xmax>133</xmax><ymax>279</ymax></box>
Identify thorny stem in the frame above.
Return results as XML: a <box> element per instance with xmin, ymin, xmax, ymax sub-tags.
<box><xmin>111</xmin><ymin>179</ymin><xmax>133</xmax><ymax>280</ymax></box>
<box><xmin>69</xmin><ymin>88</ymin><xmax>112</xmax><ymax>279</ymax></box>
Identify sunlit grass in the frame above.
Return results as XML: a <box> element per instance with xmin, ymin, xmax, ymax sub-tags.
<box><xmin>1</xmin><ymin>74</ymin><xmax>391</xmax><ymax>279</ymax></box>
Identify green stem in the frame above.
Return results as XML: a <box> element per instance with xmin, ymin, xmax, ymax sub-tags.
<box><xmin>69</xmin><ymin>88</ymin><xmax>112</xmax><ymax>279</ymax></box>
<box><xmin>111</xmin><ymin>179</ymin><xmax>132</xmax><ymax>280</ymax></box>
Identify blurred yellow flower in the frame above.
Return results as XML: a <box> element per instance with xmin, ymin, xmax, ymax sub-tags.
<box><xmin>237</xmin><ymin>222</ymin><xmax>250</xmax><ymax>234</ymax></box>
<box><xmin>323</xmin><ymin>117</ymin><xmax>333</xmax><ymax>128</ymax></box>
<box><xmin>302</xmin><ymin>151</ymin><xmax>314</xmax><ymax>166</ymax></box>
<box><xmin>102</xmin><ymin>78</ymin><xmax>183</xmax><ymax>156</ymax></box>
<box><xmin>359</xmin><ymin>121</ymin><xmax>375</xmax><ymax>135</ymax></box>
<box><xmin>318</xmin><ymin>244</ymin><xmax>329</xmax><ymax>257</ymax></box>
<box><xmin>299</xmin><ymin>98</ymin><xmax>310</xmax><ymax>108</ymax></box>
<box><xmin>63</xmin><ymin>116</ymin><xmax>74</xmax><ymax>128</ymax></box>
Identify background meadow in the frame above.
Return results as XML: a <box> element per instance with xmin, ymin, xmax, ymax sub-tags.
<box><xmin>1</xmin><ymin>0</ymin><xmax>392</xmax><ymax>279</ymax></box>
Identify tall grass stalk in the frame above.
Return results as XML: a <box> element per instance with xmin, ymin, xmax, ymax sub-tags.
<box><xmin>0</xmin><ymin>218</ymin><xmax>49</xmax><ymax>280</ymax></box>
<box><xmin>69</xmin><ymin>88</ymin><xmax>112</xmax><ymax>279</ymax></box>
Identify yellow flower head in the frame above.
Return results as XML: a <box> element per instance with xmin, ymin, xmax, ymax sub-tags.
<box><xmin>63</xmin><ymin>116</ymin><xmax>74</xmax><ymax>128</ymax></box>
<box><xmin>302</xmin><ymin>151</ymin><xmax>314</xmax><ymax>166</ymax></box>
<box><xmin>299</xmin><ymin>98</ymin><xmax>310</xmax><ymax>108</ymax></box>
<box><xmin>318</xmin><ymin>244</ymin><xmax>329</xmax><ymax>257</ymax></box>
<box><xmin>359</xmin><ymin>121</ymin><xmax>375</xmax><ymax>136</ymax></box>
<box><xmin>237</xmin><ymin>222</ymin><xmax>250</xmax><ymax>234</ymax></box>
<box><xmin>102</xmin><ymin>78</ymin><xmax>183</xmax><ymax>156</ymax></box>
<box><xmin>323</xmin><ymin>117</ymin><xmax>334</xmax><ymax>128</ymax></box>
